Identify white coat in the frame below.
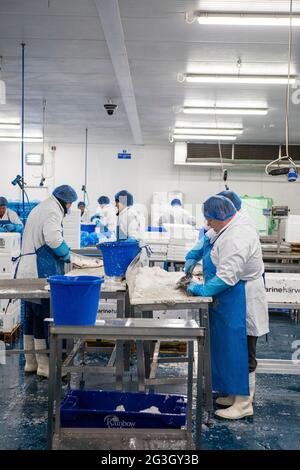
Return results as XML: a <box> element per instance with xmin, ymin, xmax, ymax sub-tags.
<box><xmin>17</xmin><ymin>196</ymin><xmax>65</xmax><ymax>279</ymax></box>
<box><xmin>0</xmin><ymin>208</ymin><xmax>23</xmax><ymax>226</ymax></box>
<box><xmin>158</xmin><ymin>206</ymin><xmax>196</xmax><ymax>227</ymax></box>
<box><xmin>80</xmin><ymin>209</ymin><xmax>90</xmax><ymax>224</ymax></box>
<box><xmin>117</xmin><ymin>206</ymin><xmax>145</xmax><ymax>240</ymax></box>
<box><xmin>99</xmin><ymin>204</ymin><xmax>117</xmax><ymax>235</ymax></box>
<box><xmin>210</xmin><ymin>213</ymin><xmax>269</xmax><ymax>337</ymax></box>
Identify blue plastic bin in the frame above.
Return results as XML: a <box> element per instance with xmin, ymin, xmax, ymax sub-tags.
<box><xmin>60</xmin><ymin>390</ymin><xmax>187</xmax><ymax>429</ymax></box>
<box><xmin>147</xmin><ymin>226</ymin><xmax>166</xmax><ymax>233</ymax></box>
<box><xmin>81</xmin><ymin>223</ymin><xmax>96</xmax><ymax>233</ymax></box>
<box><xmin>97</xmin><ymin>241</ymin><xmax>141</xmax><ymax>277</ymax></box>
<box><xmin>48</xmin><ymin>275</ymin><xmax>104</xmax><ymax>325</ymax></box>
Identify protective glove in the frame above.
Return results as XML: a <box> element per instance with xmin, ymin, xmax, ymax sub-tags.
<box><xmin>184</xmin><ymin>258</ymin><xmax>198</xmax><ymax>274</ymax></box>
<box><xmin>61</xmin><ymin>251</ymin><xmax>71</xmax><ymax>263</ymax></box>
<box><xmin>52</xmin><ymin>240</ymin><xmax>70</xmax><ymax>258</ymax></box>
<box><xmin>4</xmin><ymin>223</ymin><xmax>16</xmax><ymax>232</ymax></box>
<box><xmin>0</xmin><ymin>227</ymin><xmax>6</xmax><ymax>232</ymax></box>
<box><xmin>91</xmin><ymin>215</ymin><xmax>100</xmax><ymax>223</ymax></box>
<box><xmin>187</xmin><ymin>275</ymin><xmax>230</xmax><ymax>297</ymax></box>
<box><xmin>185</xmin><ymin>236</ymin><xmax>206</xmax><ymax>264</ymax></box>
<box><xmin>14</xmin><ymin>224</ymin><xmax>23</xmax><ymax>233</ymax></box>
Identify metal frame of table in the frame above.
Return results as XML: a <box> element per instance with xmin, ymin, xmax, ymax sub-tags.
<box><xmin>47</xmin><ymin>318</ymin><xmax>205</xmax><ymax>451</ymax></box>
<box><xmin>132</xmin><ymin>299</ymin><xmax>214</xmax><ymax>422</ymax></box>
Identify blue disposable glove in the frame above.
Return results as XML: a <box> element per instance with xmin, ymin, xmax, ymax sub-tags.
<box><xmin>91</xmin><ymin>215</ymin><xmax>100</xmax><ymax>222</ymax></box>
<box><xmin>52</xmin><ymin>240</ymin><xmax>70</xmax><ymax>258</ymax></box>
<box><xmin>14</xmin><ymin>224</ymin><xmax>23</xmax><ymax>233</ymax></box>
<box><xmin>4</xmin><ymin>223</ymin><xmax>16</xmax><ymax>232</ymax></box>
<box><xmin>61</xmin><ymin>251</ymin><xmax>71</xmax><ymax>263</ymax></box>
<box><xmin>0</xmin><ymin>227</ymin><xmax>6</xmax><ymax>232</ymax></box>
<box><xmin>185</xmin><ymin>236</ymin><xmax>206</xmax><ymax>264</ymax></box>
<box><xmin>184</xmin><ymin>259</ymin><xmax>198</xmax><ymax>274</ymax></box>
<box><xmin>187</xmin><ymin>276</ymin><xmax>230</xmax><ymax>297</ymax></box>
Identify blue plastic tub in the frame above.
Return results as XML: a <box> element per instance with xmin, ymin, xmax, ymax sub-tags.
<box><xmin>48</xmin><ymin>275</ymin><xmax>104</xmax><ymax>325</ymax></box>
<box><xmin>97</xmin><ymin>240</ymin><xmax>141</xmax><ymax>277</ymax></box>
<box><xmin>60</xmin><ymin>390</ymin><xmax>187</xmax><ymax>429</ymax></box>
<box><xmin>81</xmin><ymin>223</ymin><xmax>96</xmax><ymax>233</ymax></box>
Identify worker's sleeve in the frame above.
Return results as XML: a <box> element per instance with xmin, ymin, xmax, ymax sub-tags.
<box><xmin>215</xmin><ymin>237</ymin><xmax>251</xmax><ymax>286</ymax></box>
<box><xmin>9</xmin><ymin>210</ymin><xmax>23</xmax><ymax>227</ymax></box>
<box><xmin>185</xmin><ymin>236</ymin><xmax>206</xmax><ymax>263</ymax></box>
<box><xmin>42</xmin><ymin>210</ymin><xmax>64</xmax><ymax>250</ymax></box>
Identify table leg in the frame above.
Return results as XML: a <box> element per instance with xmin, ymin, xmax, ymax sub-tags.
<box><xmin>187</xmin><ymin>340</ymin><xmax>194</xmax><ymax>448</ymax></box>
<box><xmin>136</xmin><ymin>340</ymin><xmax>146</xmax><ymax>392</ymax></box>
<box><xmin>115</xmin><ymin>340</ymin><xmax>124</xmax><ymax>391</ymax></box>
<box><xmin>195</xmin><ymin>337</ymin><xmax>204</xmax><ymax>450</ymax></box>
<box><xmin>54</xmin><ymin>337</ymin><xmax>63</xmax><ymax>435</ymax></box>
<box><xmin>200</xmin><ymin>307</ymin><xmax>213</xmax><ymax>423</ymax></box>
<box><xmin>47</xmin><ymin>332</ymin><xmax>57</xmax><ymax>450</ymax></box>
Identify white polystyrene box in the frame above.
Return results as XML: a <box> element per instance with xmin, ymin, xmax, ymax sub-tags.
<box><xmin>0</xmin><ymin>233</ymin><xmax>21</xmax><ymax>256</ymax></box>
<box><xmin>0</xmin><ymin>301</ymin><xmax>21</xmax><ymax>332</ymax></box>
<box><xmin>63</xmin><ymin>209</ymin><xmax>81</xmax><ymax>249</ymax></box>
<box><xmin>0</xmin><ymin>254</ymin><xmax>19</xmax><ymax>276</ymax></box>
<box><xmin>97</xmin><ymin>299</ymin><xmax>118</xmax><ymax>319</ymax></box>
<box><xmin>265</xmin><ymin>273</ymin><xmax>300</xmax><ymax>303</ymax></box>
<box><xmin>285</xmin><ymin>215</ymin><xmax>300</xmax><ymax>243</ymax></box>
<box><xmin>153</xmin><ymin>310</ymin><xmax>188</xmax><ymax>320</ymax></box>
<box><xmin>0</xmin><ymin>298</ymin><xmax>20</xmax><ymax>313</ymax></box>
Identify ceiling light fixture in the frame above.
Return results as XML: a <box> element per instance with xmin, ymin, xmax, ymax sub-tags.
<box><xmin>180</xmin><ymin>73</ymin><xmax>296</xmax><ymax>85</ymax></box>
<box><xmin>0</xmin><ymin>122</ymin><xmax>21</xmax><ymax>129</ymax></box>
<box><xmin>193</xmin><ymin>11</ymin><xmax>300</xmax><ymax>27</ymax></box>
<box><xmin>0</xmin><ymin>136</ymin><xmax>43</xmax><ymax>142</ymax></box>
<box><xmin>182</xmin><ymin>107</ymin><xmax>268</xmax><ymax>115</ymax></box>
<box><xmin>173</xmin><ymin>127</ymin><xmax>243</xmax><ymax>135</ymax></box>
<box><xmin>172</xmin><ymin>134</ymin><xmax>236</xmax><ymax>141</ymax></box>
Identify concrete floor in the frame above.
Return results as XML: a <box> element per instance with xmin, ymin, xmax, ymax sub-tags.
<box><xmin>0</xmin><ymin>312</ymin><xmax>299</xmax><ymax>450</ymax></box>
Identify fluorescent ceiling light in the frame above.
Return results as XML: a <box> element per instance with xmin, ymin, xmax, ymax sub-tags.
<box><xmin>174</xmin><ymin>127</ymin><xmax>243</xmax><ymax>135</ymax></box>
<box><xmin>0</xmin><ymin>136</ymin><xmax>43</xmax><ymax>142</ymax></box>
<box><xmin>0</xmin><ymin>122</ymin><xmax>20</xmax><ymax>129</ymax></box>
<box><xmin>173</xmin><ymin>134</ymin><xmax>236</xmax><ymax>141</ymax></box>
<box><xmin>25</xmin><ymin>153</ymin><xmax>44</xmax><ymax>165</ymax></box>
<box><xmin>182</xmin><ymin>107</ymin><xmax>268</xmax><ymax>115</ymax></box>
<box><xmin>183</xmin><ymin>74</ymin><xmax>295</xmax><ymax>85</ymax></box>
<box><xmin>195</xmin><ymin>12</ymin><xmax>300</xmax><ymax>27</ymax></box>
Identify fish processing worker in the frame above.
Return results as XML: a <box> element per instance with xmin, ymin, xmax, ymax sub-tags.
<box><xmin>91</xmin><ymin>196</ymin><xmax>116</xmax><ymax>237</ymax></box>
<box><xmin>0</xmin><ymin>196</ymin><xmax>23</xmax><ymax>232</ymax></box>
<box><xmin>17</xmin><ymin>185</ymin><xmax>78</xmax><ymax>378</ymax></box>
<box><xmin>115</xmin><ymin>190</ymin><xmax>144</xmax><ymax>240</ymax></box>
<box><xmin>77</xmin><ymin>201</ymin><xmax>90</xmax><ymax>223</ymax></box>
<box><xmin>158</xmin><ymin>198</ymin><xmax>196</xmax><ymax>227</ymax></box>
<box><xmin>185</xmin><ymin>195</ymin><xmax>269</xmax><ymax>420</ymax></box>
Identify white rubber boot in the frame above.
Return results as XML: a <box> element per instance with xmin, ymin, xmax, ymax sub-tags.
<box><xmin>34</xmin><ymin>338</ymin><xmax>49</xmax><ymax>378</ymax></box>
<box><xmin>24</xmin><ymin>335</ymin><xmax>38</xmax><ymax>372</ymax></box>
<box><xmin>215</xmin><ymin>372</ymin><xmax>255</xmax><ymax>420</ymax></box>
<box><xmin>216</xmin><ymin>395</ymin><xmax>235</xmax><ymax>407</ymax></box>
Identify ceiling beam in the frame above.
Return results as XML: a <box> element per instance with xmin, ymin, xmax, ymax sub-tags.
<box><xmin>94</xmin><ymin>0</ymin><xmax>143</xmax><ymax>145</ymax></box>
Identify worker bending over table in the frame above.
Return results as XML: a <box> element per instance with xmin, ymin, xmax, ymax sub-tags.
<box><xmin>0</xmin><ymin>196</ymin><xmax>23</xmax><ymax>232</ymax></box>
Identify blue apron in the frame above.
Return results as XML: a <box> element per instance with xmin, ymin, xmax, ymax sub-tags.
<box><xmin>36</xmin><ymin>245</ymin><xmax>65</xmax><ymax>278</ymax></box>
<box><xmin>203</xmin><ymin>237</ymin><xmax>249</xmax><ymax>396</ymax></box>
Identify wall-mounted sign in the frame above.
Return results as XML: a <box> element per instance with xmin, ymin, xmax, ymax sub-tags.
<box><xmin>118</xmin><ymin>149</ymin><xmax>131</xmax><ymax>160</ymax></box>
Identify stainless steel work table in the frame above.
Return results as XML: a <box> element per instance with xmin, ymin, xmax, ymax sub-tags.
<box><xmin>47</xmin><ymin>318</ymin><xmax>206</xmax><ymax>451</ymax></box>
<box><xmin>130</xmin><ymin>295</ymin><xmax>214</xmax><ymax>422</ymax></box>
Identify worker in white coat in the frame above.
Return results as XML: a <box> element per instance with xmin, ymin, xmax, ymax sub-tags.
<box><xmin>91</xmin><ymin>196</ymin><xmax>116</xmax><ymax>237</ymax></box>
<box><xmin>158</xmin><ymin>198</ymin><xmax>196</xmax><ymax>227</ymax></box>
<box><xmin>77</xmin><ymin>201</ymin><xmax>90</xmax><ymax>223</ymax></box>
<box><xmin>17</xmin><ymin>185</ymin><xmax>78</xmax><ymax>378</ymax></box>
<box><xmin>115</xmin><ymin>190</ymin><xmax>144</xmax><ymax>240</ymax></box>
<box><xmin>185</xmin><ymin>195</ymin><xmax>269</xmax><ymax>420</ymax></box>
<box><xmin>0</xmin><ymin>196</ymin><xmax>23</xmax><ymax>232</ymax></box>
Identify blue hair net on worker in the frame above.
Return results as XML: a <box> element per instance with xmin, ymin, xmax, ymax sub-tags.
<box><xmin>115</xmin><ymin>190</ymin><xmax>133</xmax><ymax>207</ymax></box>
<box><xmin>0</xmin><ymin>197</ymin><xmax>8</xmax><ymax>206</ymax></box>
<box><xmin>217</xmin><ymin>190</ymin><xmax>242</xmax><ymax>211</ymax></box>
<box><xmin>170</xmin><ymin>198</ymin><xmax>182</xmax><ymax>207</ymax></box>
<box><xmin>203</xmin><ymin>195</ymin><xmax>237</xmax><ymax>221</ymax></box>
<box><xmin>98</xmin><ymin>196</ymin><xmax>110</xmax><ymax>205</ymax></box>
<box><xmin>77</xmin><ymin>201</ymin><xmax>85</xmax><ymax>208</ymax></box>
<box><xmin>53</xmin><ymin>185</ymin><xmax>77</xmax><ymax>203</ymax></box>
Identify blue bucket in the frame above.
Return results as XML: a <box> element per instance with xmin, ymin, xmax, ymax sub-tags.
<box><xmin>81</xmin><ymin>223</ymin><xmax>96</xmax><ymax>233</ymax></box>
<box><xmin>97</xmin><ymin>241</ymin><xmax>141</xmax><ymax>277</ymax></box>
<box><xmin>48</xmin><ymin>275</ymin><xmax>104</xmax><ymax>326</ymax></box>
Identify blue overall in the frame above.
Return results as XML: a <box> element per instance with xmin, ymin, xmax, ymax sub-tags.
<box><xmin>203</xmin><ymin>238</ymin><xmax>249</xmax><ymax>396</ymax></box>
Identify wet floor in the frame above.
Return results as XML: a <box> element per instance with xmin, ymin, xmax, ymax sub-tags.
<box><xmin>0</xmin><ymin>312</ymin><xmax>299</xmax><ymax>450</ymax></box>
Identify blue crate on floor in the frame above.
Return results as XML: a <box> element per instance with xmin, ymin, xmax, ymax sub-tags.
<box><xmin>60</xmin><ymin>389</ymin><xmax>187</xmax><ymax>429</ymax></box>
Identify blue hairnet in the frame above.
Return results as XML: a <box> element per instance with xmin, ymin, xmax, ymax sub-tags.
<box><xmin>98</xmin><ymin>196</ymin><xmax>110</xmax><ymax>205</ymax></box>
<box><xmin>203</xmin><ymin>195</ymin><xmax>236</xmax><ymax>221</ymax></box>
<box><xmin>171</xmin><ymin>198</ymin><xmax>182</xmax><ymax>206</ymax></box>
<box><xmin>0</xmin><ymin>197</ymin><xmax>8</xmax><ymax>206</ymax></box>
<box><xmin>217</xmin><ymin>190</ymin><xmax>242</xmax><ymax>211</ymax></box>
<box><xmin>53</xmin><ymin>185</ymin><xmax>77</xmax><ymax>203</ymax></box>
<box><xmin>115</xmin><ymin>190</ymin><xmax>133</xmax><ymax>207</ymax></box>
<box><xmin>77</xmin><ymin>201</ymin><xmax>85</xmax><ymax>208</ymax></box>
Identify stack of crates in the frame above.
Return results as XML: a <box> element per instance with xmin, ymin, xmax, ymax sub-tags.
<box><xmin>0</xmin><ymin>233</ymin><xmax>21</xmax><ymax>333</ymax></box>
<box><xmin>63</xmin><ymin>209</ymin><xmax>81</xmax><ymax>249</ymax></box>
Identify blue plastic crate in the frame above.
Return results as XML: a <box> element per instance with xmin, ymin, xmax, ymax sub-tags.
<box><xmin>61</xmin><ymin>390</ymin><xmax>187</xmax><ymax>429</ymax></box>
<box><xmin>147</xmin><ymin>226</ymin><xmax>166</xmax><ymax>232</ymax></box>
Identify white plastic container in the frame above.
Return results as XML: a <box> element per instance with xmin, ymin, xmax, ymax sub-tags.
<box><xmin>0</xmin><ymin>300</ymin><xmax>21</xmax><ymax>332</ymax></box>
<box><xmin>265</xmin><ymin>273</ymin><xmax>300</xmax><ymax>303</ymax></box>
<box><xmin>0</xmin><ymin>254</ymin><xmax>19</xmax><ymax>276</ymax></box>
<box><xmin>0</xmin><ymin>233</ymin><xmax>21</xmax><ymax>256</ymax></box>
<box><xmin>285</xmin><ymin>215</ymin><xmax>300</xmax><ymax>244</ymax></box>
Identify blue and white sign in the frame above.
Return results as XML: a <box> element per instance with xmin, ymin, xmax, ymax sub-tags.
<box><xmin>118</xmin><ymin>150</ymin><xmax>131</xmax><ymax>160</ymax></box>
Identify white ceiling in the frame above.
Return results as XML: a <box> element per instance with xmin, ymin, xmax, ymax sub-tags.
<box><xmin>0</xmin><ymin>0</ymin><xmax>300</xmax><ymax>145</ymax></box>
